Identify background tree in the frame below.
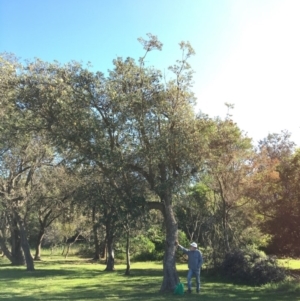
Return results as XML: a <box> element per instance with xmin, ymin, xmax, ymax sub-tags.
<box><xmin>252</xmin><ymin>132</ymin><xmax>299</xmax><ymax>256</ymax></box>
<box><xmin>0</xmin><ymin>135</ymin><xmax>55</xmax><ymax>270</ymax></box>
<box><xmin>31</xmin><ymin>164</ymin><xmax>77</xmax><ymax>260</ymax></box>
<box><xmin>204</xmin><ymin>118</ymin><xmax>254</xmax><ymax>252</ymax></box>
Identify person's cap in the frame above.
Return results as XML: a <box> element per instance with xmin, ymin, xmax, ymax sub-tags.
<box><xmin>190</xmin><ymin>242</ymin><xmax>197</xmax><ymax>248</ymax></box>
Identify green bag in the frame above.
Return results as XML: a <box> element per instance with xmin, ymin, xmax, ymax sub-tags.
<box><xmin>174</xmin><ymin>282</ymin><xmax>184</xmax><ymax>295</ymax></box>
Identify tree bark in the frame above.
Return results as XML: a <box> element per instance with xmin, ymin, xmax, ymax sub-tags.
<box><xmin>92</xmin><ymin>206</ymin><xmax>101</xmax><ymax>260</ymax></box>
<box><xmin>93</xmin><ymin>224</ymin><xmax>101</xmax><ymax>260</ymax></box>
<box><xmin>99</xmin><ymin>240</ymin><xmax>106</xmax><ymax>260</ymax></box>
<box><xmin>0</xmin><ymin>234</ymin><xmax>12</xmax><ymax>261</ymax></box>
<box><xmin>15</xmin><ymin>213</ymin><xmax>35</xmax><ymax>271</ymax></box>
<box><xmin>221</xmin><ymin>199</ymin><xmax>230</xmax><ymax>252</ymax></box>
<box><xmin>104</xmin><ymin>228</ymin><xmax>115</xmax><ymax>271</ymax></box>
<box><xmin>64</xmin><ymin>233</ymin><xmax>81</xmax><ymax>259</ymax></box>
<box><xmin>223</xmin><ymin>215</ymin><xmax>230</xmax><ymax>252</ymax></box>
<box><xmin>34</xmin><ymin>229</ymin><xmax>45</xmax><ymax>260</ymax></box>
<box><xmin>160</xmin><ymin>203</ymin><xmax>179</xmax><ymax>292</ymax></box>
<box><xmin>11</xmin><ymin>219</ymin><xmax>25</xmax><ymax>266</ymax></box>
<box><xmin>61</xmin><ymin>238</ymin><xmax>67</xmax><ymax>256</ymax></box>
<box><xmin>147</xmin><ymin>199</ymin><xmax>179</xmax><ymax>292</ymax></box>
<box><xmin>0</xmin><ymin>213</ymin><xmax>13</xmax><ymax>261</ymax></box>
<box><xmin>218</xmin><ymin>177</ymin><xmax>231</xmax><ymax>252</ymax></box>
<box><xmin>125</xmin><ymin>230</ymin><xmax>130</xmax><ymax>275</ymax></box>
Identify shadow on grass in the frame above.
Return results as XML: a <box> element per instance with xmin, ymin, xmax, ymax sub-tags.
<box><xmin>0</xmin><ymin>263</ymin><xmax>299</xmax><ymax>301</ymax></box>
<box><xmin>0</xmin><ymin>281</ymin><xmax>297</xmax><ymax>301</ymax></box>
<box><xmin>0</xmin><ymin>268</ymin><xmax>83</xmax><ymax>280</ymax></box>
<box><xmin>0</xmin><ymin>263</ymin><xmax>13</xmax><ymax>267</ymax></box>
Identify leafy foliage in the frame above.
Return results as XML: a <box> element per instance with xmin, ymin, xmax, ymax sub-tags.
<box><xmin>221</xmin><ymin>247</ymin><xmax>286</xmax><ymax>285</ymax></box>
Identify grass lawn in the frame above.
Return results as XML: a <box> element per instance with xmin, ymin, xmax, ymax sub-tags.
<box><xmin>0</xmin><ymin>256</ymin><xmax>299</xmax><ymax>301</ymax></box>
<box><xmin>279</xmin><ymin>258</ymin><xmax>300</xmax><ymax>270</ymax></box>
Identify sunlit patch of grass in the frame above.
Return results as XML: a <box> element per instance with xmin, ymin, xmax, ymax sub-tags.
<box><xmin>278</xmin><ymin>258</ymin><xmax>300</xmax><ymax>270</ymax></box>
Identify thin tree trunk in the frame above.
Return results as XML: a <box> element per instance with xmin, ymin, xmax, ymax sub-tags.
<box><xmin>0</xmin><ymin>213</ymin><xmax>12</xmax><ymax>260</ymax></box>
<box><xmin>222</xmin><ymin>205</ymin><xmax>230</xmax><ymax>252</ymax></box>
<box><xmin>218</xmin><ymin>178</ymin><xmax>231</xmax><ymax>252</ymax></box>
<box><xmin>15</xmin><ymin>213</ymin><xmax>34</xmax><ymax>271</ymax></box>
<box><xmin>92</xmin><ymin>206</ymin><xmax>100</xmax><ymax>260</ymax></box>
<box><xmin>100</xmin><ymin>240</ymin><xmax>106</xmax><ymax>260</ymax></box>
<box><xmin>0</xmin><ymin>234</ymin><xmax>12</xmax><ymax>261</ymax></box>
<box><xmin>61</xmin><ymin>239</ymin><xmax>67</xmax><ymax>256</ymax></box>
<box><xmin>34</xmin><ymin>209</ymin><xmax>55</xmax><ymax>261</ymax></box>
<box><xmin>34</xmin><ymin>229</ymin><xmax>45</xmax><ymax>261</ymax></box>
<box><xmin>64</xmin><ymin>233</ymin><xmax>81</xmax><ymax>259</ymax></box>
<box><xmin>93</xmin><ymin>225</ymin><xmax>101</xmax><ymax>260</ymax></box>
<box><xmin>125</xmin><ymin>230</ymin><xmax>130</xmax><ymax>275</ymax></box>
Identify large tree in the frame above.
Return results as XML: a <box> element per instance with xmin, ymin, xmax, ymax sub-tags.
<box><xmin>31</xmin><ymin>164</ymin><xmax>77</xmax><ymax>260</ymax></box>
<box><xmin>0</xmin><ymin>135</ymin><xmax>56</xmax><ymax>271</ymax></box>
<box><xmin>253</xmin><ymin>131</ymin><xmax>299</xmax><ymax>256</ymax></box>
<box><xmin>6</xmin><ymin>35</ymin><xmax>207</xmax><ymax>291</ymax></box>
<box><xmin>204</xmin><ymin>118</ymin><xmax>254</xmax><ymax>252</ymax></box>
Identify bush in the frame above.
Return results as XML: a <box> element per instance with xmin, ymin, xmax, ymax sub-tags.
<box><xmin>130</xmin><ymin>235</ymin><xmax>157</xmax><ymax>261</ymax></box>
<box><xmin>115</xmin><ymin>251</ymin><xmax>126</xmax><ymax>260</ymax></box>
<box><xmin>76</xmin><ymin>243</ymin><xmax>94</xmax><ymax>257</ymax></box>
<box><xmin>133</xmin><ymin>250</ymin><xmax>163</xmax><ymax>261</ymax></box>
<box><xmin>221</xmin><ymin>247</ymin><xmax>286</xmax><ymax>285</ymax></box>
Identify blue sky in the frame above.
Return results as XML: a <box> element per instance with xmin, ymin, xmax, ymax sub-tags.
<box><xmin>1</xmin><ymin>0</ymin><xmax>300</xmax><ymax>146</ymax></box>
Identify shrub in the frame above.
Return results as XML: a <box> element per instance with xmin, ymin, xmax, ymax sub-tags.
<box><xmin>75</xmin><ymin>243</ymin><xmax>94</xmax><ymax>257</ymax></box>
<box><xmin>133</xmin><ymin>250</ymin><xmax>163</xmax><ymax>261</ymax></box>
<box><xmin>130</xmin><ymin>235</ymin><xmax>156</xmax><ymax>261</ymax></box>
<box><xmin>221</xmin><ymin>247</ymin><xmax>286</xmax><ymax>285</ymax></box>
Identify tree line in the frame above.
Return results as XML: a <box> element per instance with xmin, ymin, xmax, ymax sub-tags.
<box><xmin>0</xmin><ymin>35</ymin><xmax>299</xmax><ymax>292</ymax></box>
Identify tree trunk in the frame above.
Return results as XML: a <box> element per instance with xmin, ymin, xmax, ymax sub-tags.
<box><xmin>15</xmin><ymin>213</ymin><xmax>35</xmax><ymax>271</ymax></box>
<box><xmin>219</xmin><ymin>178</ymin><xmax>231</xmax><ymax>252</ymax></box>
<box><xmin>147</xmin><ymin>199</ymin><xmax>179</xmax><ymax>292</ymax></box>
<box><xmin>100</xmin><ymin>240</ymin><xmax>106</xmax><ymax>260</ymax></box>
<box><xmin>34</xmin><ymin>229</ymin><xmax>45</xmax><ymax>260</ymax></box>
<box><xmin>160</xmin><ymin>203</ymin><xmax>179</xmax><ymax>292</ymax></box>
<box><xmin>0</xmin><ymin>213</ymin><xmax>13</xmax><ymax>261</ymax></box>
<box><xmin>93</xmin><ymin>225</ymin><xmax>101</xmax><ymax>260</ymax></box>
<box><xmin>11</xmin><ymin>219</ymin><xmax>25</xmax><ymax>266</ymax></box>
<box><xmin>64</xmin><ymin>243</ymin><xmax>71</xmax><ymax>258</ymax></box>
<box><xmin>92</xmin><ymin>207</ymin><xmax>101</xmax><ymax>260</ymax></box>
<box><xmin>222</xmin><ymin>204</ymin><xmax>230</xmax><ymax>252</ymax></box>
<box><xmin>0</xmin><ymin>234</ymin><xmax>12</xmax><ymax>261</ymax></box>
<box><xmin>125</xmin><ymin>230</ymin><xmax>130</xmax><ymax>275</ymax></box>
<box><xmin>105</xmin><ymin>233</ymin><xmax>114</xmax><ymax>271</ymax></box>
<box><xmin>64</xmin><ymin>233</ymin><xmax>81</xmax><ymax>259</ymax></box>
<box><xmin>105</xmin><ymin>241</ymin><xmax>115</xmax><ymax>271</ymax></box>
<box><xmin>61</xmin><ymin>238</ymin><xmax>67</xmax><ymax>256</ymax></box>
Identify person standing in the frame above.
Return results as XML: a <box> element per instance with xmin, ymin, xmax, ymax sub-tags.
<box><xmin>176</xmin><ymin>241</ymin><xmax>203</xmax><ymax>293</ymax></box>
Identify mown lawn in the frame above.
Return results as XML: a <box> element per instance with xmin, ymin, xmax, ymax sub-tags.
<box><xmin>0</xmin><ymin>256</ymin><xmax>299</xmax><ymax>301</ymax></box>
<box><xmin>279</xmin><ymin>258</ymin><xmax>300</xmax><ymax>270</ymax></box>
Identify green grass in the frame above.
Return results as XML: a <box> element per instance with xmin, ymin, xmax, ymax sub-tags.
<box><xmin>0</xmin><ymin>256</ymin><xmax>300</xmax><ymax>301</ymax></box>
<box><xmin>278</xmin><ymin>258</ymin><xmax>300</xmax><ymax>270</ymax></box>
